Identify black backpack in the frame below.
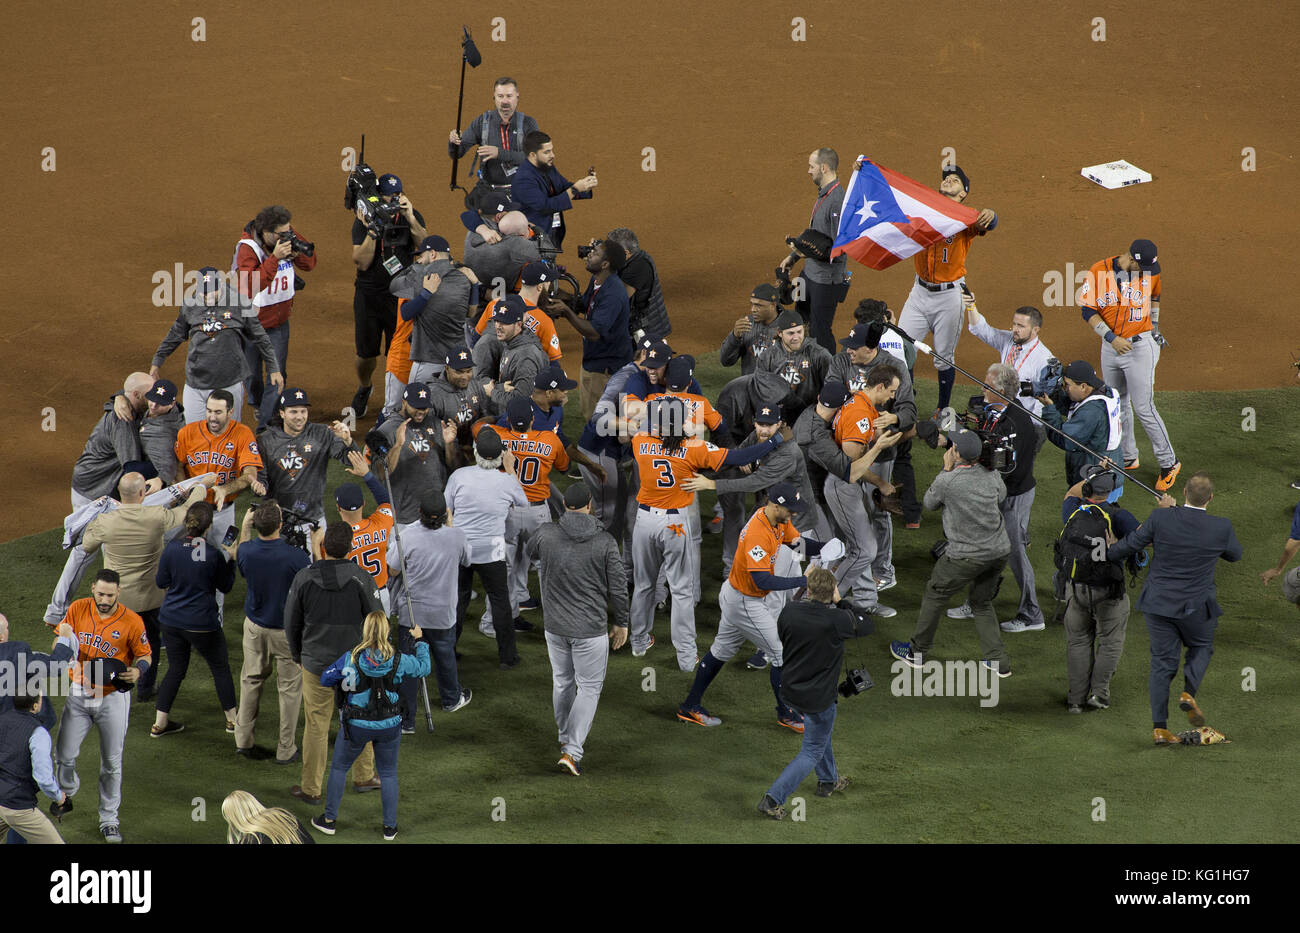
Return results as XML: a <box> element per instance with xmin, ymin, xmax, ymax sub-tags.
<box><xmin>336</xmin><ymin>652</ymin><xmax>404</xmax><ymax>733</ymax></box>
<box><xmin>1054</xmin><ymin>504</ymin><xmax>1126</xmax><ymax>596</ymax></box>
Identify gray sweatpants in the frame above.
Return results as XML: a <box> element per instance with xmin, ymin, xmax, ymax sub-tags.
<box><xmin>545</xmin><ymin>631</ymin><xmax>610</xmax><ymax>762</ymax></box>
<box><xmin>56</xmin><ymin>688</ymin><xmax>131</xmax><ymax>828</ymax></box>
<box><xmin>1100</xmin><ymin>337</ymin><xmax>1176</xmax><ymax>469</ymax></box>
<box><xmin>1001</xmin><ymin>488</ymin><xmax>1043</xmax><ymax>625</ymax></box>
<box><xmin>1063</xmin><ymin>585</ymin><xmax>1129</xmax><ymax>705</ymax></box>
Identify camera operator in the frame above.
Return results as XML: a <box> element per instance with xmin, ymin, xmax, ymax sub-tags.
<box><xmin>351</xmin><ymin>173</ymin><xmax>427</xmax><ymax>419</ymax></box>
<box><xmin>397</xmin><ymin>236</ymin><xmax>478</xmax><ymax>387</ymax></box>
<box><xmin>889</xmin><ymin>429</ymin><xmax>1012</xmax><ymax>678</ymax></box>
<box><xmin>233</xmin><ymin>206</ymin><xmax>316</xmax><ymax>431</ymax></box>
<box><xmin>939</xmin><ymin>364</ymin><xmax>1044</xmax><ymax>632</ymax></box>
<box><xmin>449</xmin><ymin>76</ymin><xmax>539</xmax><ymax>202</ymax></box>
<box><xmin>1036</xmin><ymin>360</ymin><xmax>1123</xmax><ymax>487</ymax></box>
<box><xmin>546</xmin><ymin>240</ymin><xmax>633</xmax><ymax>419</ymax></box>
<box><xmin>606</xmin><ymin>228</ymin><xmax>672</xmax><ymax>342</ymax></box>
<box><xmin>258</xmin><ymin>389</ymin><xmax>358</xmax><ymax>558</ymax></box>
<box><xmin>512</xmin><ymin>131</ymin><xmax>596</xmax><ymax>251</ymax></box>
<box><xmin>720</xmin><ymin>284</ymin><xmax>783</xmax><ymax>375</ymax></box>
<box><xmin>462</xmin><ymin>211</ymin><xmax>540</xmax><ymax>292</ymax></box>
<box><xmin>151</xmin><ymin>267</ymin><xmax>282</xmax><ymax>425</ymax></box>
<box><xmin>756</xmin><ymin>566</ymin><xmax>873</xmax><ymax>820</ymax></box>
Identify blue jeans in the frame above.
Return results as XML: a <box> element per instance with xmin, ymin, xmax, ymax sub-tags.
<box><xmin>765</xmin><ymin>703</ymin><xmax>838</xmax><ymax>805</ymax></box>
<box><xmin>324</xmin><ymin>723</ymin><xmax>400</xmax><ymax>826</ymax></box>
<box><xmin>244</xmin><ymin>321</ymin><xmax>290</xmax><ymax>429</ymax></box>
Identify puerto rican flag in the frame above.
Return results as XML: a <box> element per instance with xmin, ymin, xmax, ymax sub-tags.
<box><xmin>831</xmin><ymin>157</ymin><xmax>979</xmax><ymax>270</ymax></box>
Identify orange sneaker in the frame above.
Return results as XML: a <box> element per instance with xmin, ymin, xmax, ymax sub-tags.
<box><xmin>1155</xmin><ymin>461</ymin><xmax>1182</xmax><ymax>492</ymax></box>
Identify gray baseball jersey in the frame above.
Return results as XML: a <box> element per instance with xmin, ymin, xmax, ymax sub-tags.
<box><xmin>139</xmin><ymin>406</ymin><xmax>185</xmax><ymax>485</ymax></box>
<box><xmin>715</xmin><ymin>429</ymin><xmax>819</xmax><ymax>534</ymax></box>
<box><xmin>826</xmin><ymin>348</ymin><xmax>918</xmax><ymax>430</ymax></box>
<box><xmin>719</xmin><ymin>315</ymin><xmax>781</xmax><ymax>375</ymax></box>
<box><xmin>376</xmin><ymin>416</ymin><xmax>451</xmax><ymax>525</ymax></box>
<box><xmin>395</xmin><ymin>259</ymin><xmax>474</xmax><ymax>365</ymax></box>
<box><xmin>257</xmin><ymin>423</ymin><xmax>354</xmax><ymax>521</ymax></box>
<box><xmin>755</xmin><ymin>340</ymin><xmax>832</xmax><ymax>417</ymax></box>
<box><xmin>71</xmin><ymin>399</ymin><xmax>144</xmax><ymax>499</ymax></box>
<box><xmin>462</xmin><ymin>233</ymin><xmax>541</xmax><ymax>289</ymax></box>
<box><xmin>152</xmin><ymin>287</ymin><xmax>278</xmax><ymax>389</ymax></box>
<box><xmin>472</xmin><ymin>330</ymin><xmax>548</xmax><ymax>409</ymax></box>
<box><xmin>427</xmin><ymin>374</ymin><xmax>496</xmax><ymax>444</ymax></box>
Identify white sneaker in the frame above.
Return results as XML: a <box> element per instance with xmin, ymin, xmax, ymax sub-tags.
<box><xmin>946</xmin><ymin>603</ymin><xmax>974</xmax><ymax>619</ymax></box>
<box><xmin>444</xmin><ymin>688</ymin><xmax>472</xmax><ymax>712</ymax></box>
<box><xmin>478</xmin><ymin>624</ymin><xmax>495</xmax><ymax>638</ymax></box>
<box><xmin>875</xmin><ymin>578</ymin><xmax>897</xmax><ymax>592</ymax></box>
<box><xmin>1000</xmin><ymin>618</ymin><xmax>1045</xmax><ymax>632</ymax></box>
<box><xmin>631</xmin><ymin>636</ymin><xmax>655</xmax><ymax>658</ymax></box>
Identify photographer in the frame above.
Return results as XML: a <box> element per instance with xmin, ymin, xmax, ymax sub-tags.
<box><xmin>546</xmin><ymin>240</ymin><xmax>633</xmax><ymax>419</ymax></box>
<box><xmin>233</xmin><ymin>206</ymin><xmax>316</xmax><ymax>431</ymax></box>
<box><xmin>448</xmin><ymin>77</ymin><xmax>539</xmax><ymax>202</ymax></box>
<box><xmin>889</xmin><ymin>429</ymin><xmax>1012</xmax><ymax>678</ymax></box>
<box><xmin>606</xmin><ymin>228</ymin><xmax>672</xmax><ymax>341</ymax></box>
<box><xmin>756</xmin><ymin>566</ymin><xmax>873</xmax><ymax>820</ymax></box>
<box><xmin>940</xmin><ymin>364</ymin><xmax>1044</xmax><ymax>632</ymax></box>
<box><xmin>511</xmin><ymin>131</ymin><xmax>596</xmax><ymax>250</ymax></box>
<box><xmin>397</xmin><ymin>236</ymin><xmax>478</xmax><ymax>387</ymax></box>
<box><xmin>350</xmin><ymin>173</ymin><xmax>427</xmax><ymax>419</ymax></box>
<box><xmin>720</xmin><ymin>284</ymin><xmax>783</xmax><ymax>375</ymax></box>
<box><xmin>1037</xmin><ymin>360</ymin><xmax>1123</xmax><ymax>487</ymax></box>
<box><xmin>258</xmin><ymin>388</ymin><xmax>358</xmax><ymax>558</ymax></box>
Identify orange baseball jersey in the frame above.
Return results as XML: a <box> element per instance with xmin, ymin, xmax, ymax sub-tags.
<box><xmin>632</xmin><ymin>433</ymin><xmax>728</xmax><ymax>510</ymax></box>
<box><xmin>730</xmin><ymin>507</ymin><xmax>801</xmax><ymax>598</ymax></box>
<box><xmin>475</xmin><ymin>297</ymin><xmax>563</xmax><ymax>362</ymax></box>
<box><xmin>347</xmin><ymin>504</ymin><xmax>395</xmax><ymax>588</ymax></box>
<box><xmin>388</xmin><ymin>300</ymin><xmax>415</xmax><ymax>382</ymax></box>
<box><xmin>490</xmin><ymin>424</ymin><xmax>570</xmax><ymax>503</ymax></box>
<box><xmin>833</xmin><ymin>392</ymin><xmax>880</xmax><ymax>448</ymax></box>
<box><xmin>664</xmin><ymin>390</ymin><xmax>724</xmax><ymax>435</ymax></box>
<box><xmin>1078</xmin><ymin>257</ymin><xmax>1161</xmax><ymax>339</ymax></box>
<box><xmin>175</xmin><ymin>419</ymin><xmax>263</xmax><ymax>503</ymax></box>
<box><xmin>62</xmin><ymin>597</ymin><xmax>151</xmax><ymax>697</ymax></box>
<box><xmin>913</xmin><ymin>226</ymin><xmax>979</xmax><ymax>283</ymax></box>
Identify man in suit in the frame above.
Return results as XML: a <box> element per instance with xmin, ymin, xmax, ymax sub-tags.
<box><xmin>1108</xmin><ymin>472</ymin><xmax>1241</xmax><ymax>745</ymax></box>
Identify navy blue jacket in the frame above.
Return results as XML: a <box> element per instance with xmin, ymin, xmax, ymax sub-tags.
<box><xmin>156</xmin><ymin>535</ymin><xmax>236</xmax><ymax>631</ymax></box>
<box><xmin>510</xmin><ymin>160</ymin><xmax>591</xmax><ymax>248</ymax></box>
<box><xmin>579</xmin><ymin>274</ymin><xmax>634</xmax><ymax>374</ymax></box>
<box><xmin>238</xmin><ymin>537</ymin><xmax>311</xmax><ymax>630</ymax></box>
<box><xmin>0</xmin><ymin>640</ymin><xmax>75</xmax><ymax>730</ymax></box>
<box><xmin>1109</xmin><ymin>506</ymin><xmax>1242</xmax><ymax>619</ymax></box>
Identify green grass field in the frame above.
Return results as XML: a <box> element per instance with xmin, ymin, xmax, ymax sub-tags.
<box><xmin>7</xmin><ymin>360</ymin><xmax>1300</xmax><ymax>844</ymax></box>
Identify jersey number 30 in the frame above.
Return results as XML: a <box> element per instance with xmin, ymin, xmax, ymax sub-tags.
<box><xmin>651</xmin><ymin>458</ymin><xmax>674</xmax><ymax>488</ymax></box>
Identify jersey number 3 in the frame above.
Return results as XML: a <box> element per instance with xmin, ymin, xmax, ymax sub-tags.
<box><xmin>651</xmin><ymin>458</ymin><xmax>674</xmax><ymax>488</ymax></box>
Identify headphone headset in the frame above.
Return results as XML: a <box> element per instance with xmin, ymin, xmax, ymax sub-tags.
<box><xmin>1081</xmin><ymin>464</ymin><xmax>1112</xmax><ymax>500</ymax></box>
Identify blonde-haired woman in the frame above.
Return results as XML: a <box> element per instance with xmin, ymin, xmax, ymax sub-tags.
<box><xmin>222</xmin><ymin>790</ymin><xmax>312</xmax><ymax>844</ymax></box>
<box><xmin>312</xmin><ymin>611</ymin><xmax>430</xmax><ymax>840</ymax></box>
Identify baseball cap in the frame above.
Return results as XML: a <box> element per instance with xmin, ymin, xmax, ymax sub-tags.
<box><xmin>279</xmin><ymin>387</ymin><xmax>311</xmax><ymax>409</ymax></box>
<box><xmin>643</xmin><ymin>340</ymin><xmax>672</xmax><ymax>368</ymax></box>
<box><xmin>83</xmin><ymin>657</ymin><xmax>130</xmax><ymax>691</ymax></box>
<box><xmin>753</xmin><ymin>403</ymin><xmax>783</xmax><ymax>424</ymax></box>
<box><xmin>818</xmin><ymin>380</ymin><xmax>851</xmax><ymax>409</ymax></box>
<box><xmin>840</xmin><ymin>321</ymin><xmax>883</xmax><ymax>350</ymax></box>
<box><xmin>197</xmin><ymin>266</ymin><xmax>222</xmax><ymax>295</ymax></box>
<box><xmin>335</xmin><ymin>483</ymin><xmax>364</xmax><ymax>511</ymax></box>
<box><xmin>774</xmin><ymin>309</ymin><xmax>804</xmax><ymax>331</ymax></box>
<box><xmin>378</xmin><ymin>173</ymin><xmax>403</xmax><ymax>195</ymax></box>
<box><xmin>751</xmin><ymin>283</ymin><xmax>780</xmax><ymax>303</ymax></box>
<box><xmin>1062</xmin><ymin>360</ymin><xmax>1104</xmax><ymax>390</ymax></box>
<box><xmin>148</xmin><ymin>379</ymin><xmax>177</xmax><ymax>406</ymax></box>
<box><xmin>564</xmin><ymin>482</ymin><xmax>593</xmax><ymax>509</ymax></box>
<box><xmin>1129</xmin><ymin>239</ymin><xmax>1160</xmax><ymax>273</ymax></box>
<box><xmin>942</xmin><ymin>164</ymin><xmax>970</xmax><ymax>193</ymax></box>
<box><xmin>520</xmin><ymin>261</ymin><xmax>553</xmax><ymax>286</ymax></box>
<box><xmin>506</xmin><ymin>397</ymin><xmax>534</xmax><ymax>430</ymax></box>
<box><xmin>403</xmin><ymin>382</ymin><xmax>433</xmax><ymax>409</ymax></box>
<box><xmin>535</xmin><ymin>364</ymin><xmax>577</xmax><ymax>392</ymax></box>
<box><xmin>492</xmin><ymin>294</ymin><xmax>527</xmax><ymax>324</ymax></box>
<box><xmin>948</xmin><ymin>429</ymin><xmax>983</xmax><ymax>461</ymax></box>
<box><xmin>768</xmin><ymin>482</ymin><xmax>809</xmax><ymax>513</ymax></box>
<box><xmin>1083</xmin><ymin>464</ymin><xmax>1119</xmax><ymax>496</ymax></box>
<box><xmin>417</xmin><ymin>235</ymin><xmax>450</xmax><ymax>254</ymax></box>
<box><xmin>419</xmin><ymin>490</ymin><xmax>447</xmax><ymax>518</ymax></box>
<box><xmin>445</xmin><ymin>345</ymin><xmax>473</xmax><ymax>370</ymax></box>
<box><xmin>474</xmin><ymin>427</ymin><xmax>504</xmax><ymax>459</ymax></box>
<box><xmin>664</xmin><ymin>355</ymin><xmax>695</xmax><ymax>391</ymax></box>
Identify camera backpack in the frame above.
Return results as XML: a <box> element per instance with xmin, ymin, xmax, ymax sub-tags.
<box><xmin>336</xmin><ymin>651</ymin><xmax>404</xmax><ymax>732</ymax></box>
<box><xmin>1054</xmin><ymin>504</ymin><xmax>1125</xmax><ymax>597</ymax></box>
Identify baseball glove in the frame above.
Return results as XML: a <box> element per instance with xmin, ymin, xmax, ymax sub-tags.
<box><xmin>49</xmin><ymin>797</ymin><xmax>73</xmax><ymax>822</ymax></box>
<box><xmin>1177</xmin><ymin>726</ymin><xmax>1231</xmax><ymax>746</ymax></box>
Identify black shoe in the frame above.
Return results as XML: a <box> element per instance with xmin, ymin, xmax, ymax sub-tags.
<box><xmin>350</xmin><ymin>385</ymin><xmax>373</xmax><ymax>418</ymax></box>
<box><xmin>274</xmin><ymin>749</ymin><xmax>301</xmax><ymax>765</ymax></box>
<box><xmin>499</xmin><ymin>656</ymin><xmax>522</xmax><ymax>671</ymax></box>
<box><xmin>310</xmin><ymin>814</ymin><xmax>336</xmax><ymax>835</ymax></box>
<box><xmin>513</xmin><ymin>616</ymin><xmax>535</xmax><ymax>632</ymax></box>
<box><xmin>520</xmin><ymin>596</ymin><xmax>540</xmax><ymax>611</ymax></box>
<box><xmin>756</xmin><ymin>794</ymin><xmax>785</xmax><ymax>820</ymax></box>
<box><xmin>135</xmin><ymin>688</ymin><xmax>155</xmax><ymax>703</ymax></box>
<box><xmin>383</xmin><ymin>824</ymin><xmax>398</xmax><ymax>841</ymax></box>
<box><xmin>235</xmin><ymin>745</ymin><xmax>274</xmax><ymax>761</ymax></box>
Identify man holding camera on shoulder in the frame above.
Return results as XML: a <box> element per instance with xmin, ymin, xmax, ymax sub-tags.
<box><xmin>1036</xmin><ymin>360</ymin><xmax>1123</xmax><ymax>488</ymax></box>
<box><xmin>756</xmin><ymin>566</ymin><xmax>874</xmax><ymax>820</ymax></box>
<box><xmin>890</xmin><ymin>428</ymin><xmax>1013</xmax><ymax>679</ymax></box>
<box><xmin>233</xmin><ymin>206</ymin><xmax>316</xmax><ymax>431</ymax></box>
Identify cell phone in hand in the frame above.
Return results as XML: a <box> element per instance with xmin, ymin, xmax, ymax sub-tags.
<box><xmin>222</xmin><ymin>526</ymin><xmax>237</xmax><ymax>547</ymax></box>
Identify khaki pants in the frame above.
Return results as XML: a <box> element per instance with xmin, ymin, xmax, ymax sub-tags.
<box><xmin>301</xmin><ymin>677</ymin><xmax>374</xmax><ymax>797</ymax></box>
<box><xmin>235</xmin><ymin>621</ymin><xmax>302</xmax><ymax>762</ymax></box>
<box><xmin>580</xmin><ymin>369</ymin><xmax>611</xmax><ymax>422</ymax></box>
<box><xmin>0</xmin><ymin>804</ymin><xmax>65</xmax><ymax>844</ymax></box>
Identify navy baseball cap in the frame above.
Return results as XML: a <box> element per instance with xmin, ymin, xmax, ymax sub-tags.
<box><xmin>403</xmin><ymin>382</ymin><xmax>433</xmax><ymax>409</ymax></box>
<box><xmin>840</xmin><ymin>322</ymin><xmax>883</xmax><ymax>350</ymax></box>
<box><xmin>492</xmin><ymin>294</ymin><xmax>526</xmax><ymax>324</ymax></box>
<box><xmin>378</xmin><ymin>173</ymin><xmax>403</xmax><ymax>195</ymax></box>
<box><xmin>417</xmin><ymin>235</ymin><xmax>449</xmax><ymax>254</ymax></box>
<box><xmin>948</xmin><ymin>429</ymin><xmax>983</xmax><ymax>461</ymax></box>
<box><xmin>665</xmin><ymin>355</ymin><xmax>695</xmax><ymax>391</ymax></box>
<box><xmin>643</xmin><ymin>340</ymin><xmax>672</xmax><ymax>368</ymax></box>
<box><xmin>197</xmin><ymin>266</ymin><xmax>222</xmax><ymax>295</ymax></box>
<box><xmin>818</xmin><ymin>380</ymin><xmax>851</xmax><ymax>408</ymax></box>
<box><xmin>769</xmin><ymin>482</ymin><xmax>809</xmax><ymax>513</ymax></box>
<box><xmin>475</xmin><ymin>427</ymin><xmax>503</xmax><ymax>459</ymax></box>
<box><xmin>774</xmin><ymin>310</ymin><xmax>804</xmax><ymax>331</ymax></box>
<box><xmin>149</xmin><ymin>380</ymin><xmax>177</xmax><ymax>405</ymax></box>
<box><xmin>1129</xmin><ymin>239</ymin><xmax>1160</xmax><ymax>273</ymax></box>
<box><xmin>1063</xmin><ymin>360</ymin><xmax>1104</xmax><ymax>390</ymax></box>
<box><xmin>753</xmin><ymin>403</ymin><xmax>783</xmax><ymax>424</ymax></box>
<box><xmin>536</xmin><ymin>364</ymin><xmax>577</xmax><ymax>391</ymax></box>
<box><xmin>445</xmin><ymin>345</ymin><xmax>473</xmax><ymax>370</ymax></box>
<box><xmin>751</xmin><ymin>283</ymin><xmax>780</xmax><ymax>303</ymax></box>
<box><xmin>506</xmin><ymin>397</ymin><xmax>534</xmax><ymax>430</ymax></box>
<box><xmin>279</xmin><ymin>387</ymin><xmax>311</xmax><ymax>408</ymax></box>
<box><xmin>564</xmin><ymin>482</ymin><xmax>592</xmax><ymax>509</ymax></box>
<box><xmin>420</xmin><ymin>490</ymin><xmax>447</xmax><ymax>518</ymax></box>
<box><xmin>942</xmin><ymin>164</ymin><xmax>970</xmax><ymax>193</ymax></box>
<box><xmin>335</xmin><ymin>483</ymin><xmax>364</xmax><ymax>510</ymax></box>
<box><xmin>520</xmin><ymin>261</ymin><xmax>553</xmax><ymax>286</ymax></box>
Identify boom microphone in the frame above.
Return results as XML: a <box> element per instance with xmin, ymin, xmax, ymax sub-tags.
<box><xmin>461</xmin><ymin>26</ymin><xmax>482</xmax><ymax>67</ymax></box>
